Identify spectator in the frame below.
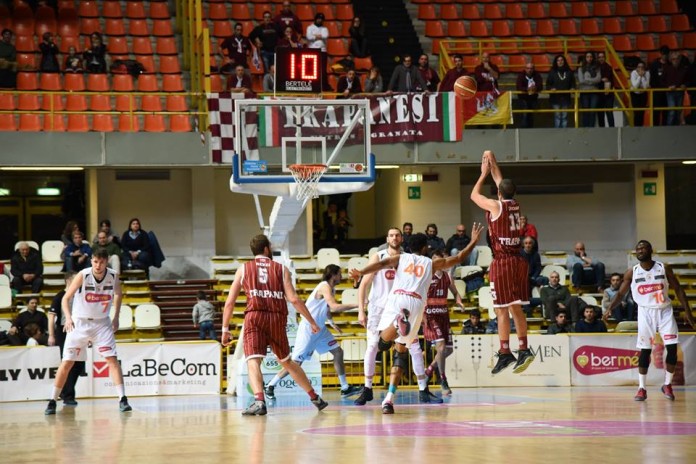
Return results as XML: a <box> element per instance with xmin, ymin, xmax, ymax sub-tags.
<box><xmin>274</xmin><ymin>1</ymin><xmax>302</xmax><ymax>36</ymax></box>
<box><xmin>387</xmin><ymin>54</ymin><xmax>427</xmax><ymax>93</ymax></box>
<box><xmin>121</xmin><ymin>218</ymin><xmax>153</xmax><ymax>271</ymax></box>
<box><xmin>63</xmin><ymin>46</ymin><xmax>83</xmax><ymax>73</ymax></box>
<box><xmin>519</xmin><ymin>215</ymin><xmax>538</xmax><ymax>249</ymax></box>
<box><xmin>425</xmin><ymin>223</ymin><xmax>445</xmax><ymax>253</ymax></box>
<box><xmin>630</xmin><ymin>60</ymin><xmax>650</xmax><ymax>127</ymax></box>
<box><xmin>364</xmin><ymin>66</ymin><xmax>383</xmax><ymax>93</ymax></box>
<box><xmin>547</xmin><ymin>310</ymin><xmax>572</xmax><ymax>334</ymax></box>
<box><xmin>83</xmin><ymin>32</ymin><xmax>107</xmax><ymax>73</ymax></box>
<box><xmin>335</xmin><ymin>209</ymin><xmax>352</xmax><ymax>245</ymax></box>
<box><xmin>547</xmin><ymin>54</ymin><xmax>575</xmax><ymax>128</ymax></box>
<box><xmin>226</xmin><ymin>64</ymin><xmax>254</xmax><ymax>95</ymax></box>
<box><xmin>574</xmin><ymin>306</ymin><xmax>608</xmax><ymax>333</ymax></box>
<box><xmin>402</xmin><ymin>222</ymin><xmax>413</xmax><ymax>253</ymax></box>
<box><xmin>24</xmin><ymin>322</ymin><xmax>44</xmax><ymax>346</ymax></box>
<box><xmin>192</xmin><ymin>290</ymin><xmax>217</xmax><ymax>340</ymax></box>
<box><xmin>663</xmin><ymin>51</ymin><xmax>688</xmax><ymax>126</ymax></box>
<box><xmin>306</xmin><ymin>13</ymin><xmax>328</xmax><ymax>52</ymax></box>
<box><xmin>92</xmin><ymin>219</ymin><xmax>120</xmax><ymax>246</ymax></box>
<box><xmin>277</xmin><ymin>25</ymin><xmax>303</xmax><ymax>49</ymax></box>
<box><xmin>515</xmin><ymin>62</ymin><xmax>543</xmax><ymax>128</ymax></box>
<box><xmin>438</xmin><ymin>54</ymin><xmax>467</xmax><ymax>92</ymax></box>
<box><xmin>348</xmin><ymin>17</ymin><xmax>368</xmax><ymax>58</ymax></box>
<box><xmin>60</xmin><ymin>220</ymin><xmax>80</xmax><ymax>245</ymax></box>
<box><xmin>417</xmin><ymin>54</ymin><xmax>439</xmax><ymax>92</ymax></box>
<box><xmin>602</xmin><ymin>272</ymin><xmax>636</xmax><ymax>322</ymax></box>
<box><xmin>577</xmin><ymin>51</ymin><xmax>602</xmax><ymax>127</ymax></box>
<box><xmin>10</xmin><ymin>242</ymin><xmax>44</xmax><ymax>294</ymax></box>
<box><xmin>461</xmin><ymin>308</ymin><xmax>486</xmax><ymax>334</ymax></box>
<box><xmin>39</xmin><ymin>32</ymin><xmax>60</xmax><ymax>72</ymax></box>
<box><xmin>596</xmin><ymin>51</ymin><xmax>615</xmax><ymax>127</ymax></box>
<box><xmin>322</xmin><ymin>203</ymin><xmax>338</xmax><ymax>246</ymax></box>
<box><xmin>540</xmin><ymin>271</ymin><xmax>572</xmax><ymax>321</ymax></box>
<box><xmin>0</xmin><ymin>28</ymin><xmax>17</xmax><ymax>89</ymax></box>
<box><xmin>649</xmin><ymin>46</ymin><xmax>670</xmax><ymax>126</ymax></box>
<box><xmin>94</xmin><ymin>231</ymin><xmax>121</xmax><ymax>274</ymax></box>
<box><xmin>8</xmin><ymin>297</ymin><xmax>48</xmax><ymax>345</ymax></box>
<box><xmin>521</xmin><ymin>236</ymin><xmax>547</xmax><ymax>289</ymax></box>
<box><xmin>336</xmin><ymin>69</ymin><xmax>361</xmax><ymax>98</ymax></box>
<box><xmin>566</xmin><ymin>242</ymin><xmax>606</xmax><ymax>293</ymax></box>
<box><xmin>63</xmin><ymin>231</ymin><xmax>92</xmax><ymax>272</ymax></box>
<box><xmin>445</xmin><ymin>224</ymin><xmax>478</xmax><ymax>266</ymax></box>
<box><xmin>220</xmin><ymin>22</ymin><xmax>252</xmax><ymax>74</ymax></box>
<box><xmin>474</xmin><ymin>52</ymin><xmax>500</xmax><ymax>93</ymax></box>
<box><xmin>250</xmin><ymin>11</ymin><xmax>280</xmax><ymax>72</ymax></box>
<box><xmin>263</xmin><ymin>63</ymin><xmax>275</xmax><ymax>92</ymax></box>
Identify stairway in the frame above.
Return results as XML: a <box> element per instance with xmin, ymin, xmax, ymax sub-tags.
<box><xmin>149</xmin><ymin>279</ymin><xmax>220</xmax><ymax>341</ymax></box>
<box><xmin>353</xmin><ymin>0</ymin><xmax>424</xmax><ymax>84</ymax></box>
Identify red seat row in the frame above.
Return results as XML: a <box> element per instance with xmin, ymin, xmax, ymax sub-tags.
<box><xmin>0</xmin><ymin>114</ymin><xmax>192</xmax><ymax>133</ymax></box>
<box><xmin>12</xmin><ymin>72</ymin><xmax>184</xmax><ymax>92</ymax></box>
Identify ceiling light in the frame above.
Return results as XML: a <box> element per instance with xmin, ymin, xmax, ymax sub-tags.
<box><xmin>37</xmin><ymin>187</ymin><xmax>61</xmax><ymax>196</ymax></box>
<box><xmin>682</xmin><ymin>160</ymin><xmax>696</xmax><ymax>165</ymax></box>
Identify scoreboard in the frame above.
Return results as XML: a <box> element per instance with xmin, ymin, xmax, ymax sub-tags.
<box><xmin>274</xmin><ymin>48</ymin><xmax>323</xmax><ymax>93</ymax></box>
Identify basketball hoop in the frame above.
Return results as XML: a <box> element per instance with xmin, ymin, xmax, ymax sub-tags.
<box><xmin>289</xmin><ymin>164</ymin><xmax>327</xmax><ymax>202</ymax></box>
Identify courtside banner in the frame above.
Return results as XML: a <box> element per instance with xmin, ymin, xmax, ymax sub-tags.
<box><xmin>447</xmin><ymin>334</ymin><xmax>571</xmax><ymax>387</ymax></box>
<box><xmin>569</xmin><ymin>334</ymin><xmax>696</xmax><ymax>386</ymax></box>
<box><xmin>90</xmin><ymin>342</ymin><xmax>221</xmax><ymax>397</ymax></box>
<box><xmin>0</xmin><ymin>346</ymin><xmax>61</xmax><ymax>402</ymax></box>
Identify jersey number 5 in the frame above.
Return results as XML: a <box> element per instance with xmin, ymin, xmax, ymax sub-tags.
<box><xmin>258</xmin><ymin>267</ymin><xmax>268</xmax><ymax>284</ymax></box>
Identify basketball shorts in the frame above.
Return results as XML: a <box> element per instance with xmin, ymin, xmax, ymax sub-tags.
<box><xmin>637</xmin><ymin>305</ymin><xmax>679</xmax><ymax>349</ymax></box>
<box><xmin>423</xmin><ymin>311</ymin><xmax>452</xmax><ymax>346</ymax></box>
<box><xmin>377</xmin><ymin>293</ymin><xmax>426</xmax><ymax>346</ymax></box>
<box><xmin>292</xmin><ymin>325</ymin><xmax>338</xmax><ymax>362</ymax></box>
<box><xmin>366</xmin><ymin>304</ymin><xmax>386</xmax><ymax>345</ymax></box>
<box><xmin>243</xmin><ymin>311</ymin><xmax>291</xmax><ymax>361</ymax></box>
<box><xmin>489</xmin><ymin>255</ymin><xmax>530</xmax><ymax>308</ymax></box>
<box><xmin>63</xmin><ymin>317</ymin><xmax>117</xmax><ymax>361</ymax></box>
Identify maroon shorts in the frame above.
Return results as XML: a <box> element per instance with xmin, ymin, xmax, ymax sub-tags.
<box><xmin>242</xmin><ymin>311</ymin><xmax>290</xmax><ymax>360</ymax></box>
<box><xmin>489</xmin><ymin>255</ymin><xmax>529</xmax><ymax>307</ymax></box>
<box><xmin>423</xmin><ymin>310</ymin><xmax>452</xmax><ymax>346</ymax></box>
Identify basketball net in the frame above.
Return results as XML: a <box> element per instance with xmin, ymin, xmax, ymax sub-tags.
<box><xmin>288</xmin><ymin>164</ymin><xmax>327</xmax><ymax>202</ymax></box>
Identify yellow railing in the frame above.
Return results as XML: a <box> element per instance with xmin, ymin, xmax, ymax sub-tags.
<box><xmin>180</xmin><ymin>0</ymin><xmax>210</xmax><ymax>132</ymax></box>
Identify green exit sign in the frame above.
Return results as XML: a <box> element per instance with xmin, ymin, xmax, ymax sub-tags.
<box><xmin>408</xmin><ymin>186</ymin><xmax>421</xmax><ymax>200</ymax></box>
<box><xmin>643</xmin><ymin>182</ymin><xmax>657</xmax><ymax>196</ymax></box>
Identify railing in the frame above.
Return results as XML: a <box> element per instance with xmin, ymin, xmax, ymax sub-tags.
<box><xmin>180</xmin><ymin>0</ymin><xmax>210</xmax><ymax>132</ymax></box>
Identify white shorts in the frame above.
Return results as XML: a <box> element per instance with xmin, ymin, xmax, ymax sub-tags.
<box><xmin>291</xmin><ymin>326</ymin><xmax>338</xmax><ymax>362</ymax></box>
<box><xmin>637</xmin><ymin>305</ymin><xmax>679</xmax><ymax>349</ymax></box>
<box><xmin>377</xmin><ymin>293</ymin><xmax>426</xmax><ymax>346</ymax></box>
<box><xmin>366</xmin><ymin>304</ymin><xmax>386</xmax><ymax>345</ymax></box>
<box><xmin>63</xmin><ymin>317</ymin><xmax>118</xmax><ymax>361</ymax></box>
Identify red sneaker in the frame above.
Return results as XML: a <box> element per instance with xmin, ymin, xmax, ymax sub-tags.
<box><xmin>634</xmin><ymin>388</ymin><xmax>647</xmax><ymax>401</ymax></box>
<box><xmin>661</xmin><ymin>384</ymin><xmax>675</xmax><ymax>401</ymax></box>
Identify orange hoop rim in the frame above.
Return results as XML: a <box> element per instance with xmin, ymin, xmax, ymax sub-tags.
<box><xmin>288</xmin><ymin>164</ymin><xmax>327</xmax><ymax>180</ymax></box>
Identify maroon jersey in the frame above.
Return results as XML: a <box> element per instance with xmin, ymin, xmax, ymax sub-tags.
<box><xmin>486</xmin><ymin>199</ymin><xmax>522</xmax><ymax>257</ymax></box>
<box><xmin>426</xmin><ymin>272</ymin><xmax>451</xmax><ymax>315</ymax></box>
<box><xmin>242</xmin><ymin>257</ymin><xmax>287</xmax><ymax>315</ymax></box>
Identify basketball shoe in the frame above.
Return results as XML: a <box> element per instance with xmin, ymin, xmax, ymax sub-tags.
<box><xmin>354</xmin><ymin>387</ymin><xmax>373</xmax><ymax>405</ymax></box>
<box><xmin>395</xmin><ymin>309</ymin><xmax>411</xmax><ymax>337</ymax></box>
<box><xmin>340</xmin><ymin>385</ymin><xmax>361</xmax><ymax>396</ymax></box>
<box><xmin>264</xmin><ymin>385</ymin><xmax>276</xmax><ymax>400</ymax></box>
<box><xmin>512</xmin><ymin>349</ymin><xmax>535</xmax><ymax>374</ymax></box>
<box><xmin>242</xmin><ymin>400</ymin><xmax>267</xmax><ymax>416</ymax></box>
<box><xmin>45</xmin><ymin>399</ymin><xmax>57</xmax><ymax>415</ymax></box>
<box><xmin>419</xmin><ymin>387</ymin><xmax>444</xmax><ymax>404</ymax></box>
<box><xmin>441</xmin><ymin>379</ymin><xmax>452</xmax><ymax>395</ymax></box>
<box><xmin>661</xmin><ymin>384</ymin><xmax>675</xmax><ymax>401</ymax></box>
<box><xmin>491</xmin><ymin>352</ymin><xmax>517</xmax><ymax>375</ymax></box>
<box><xmin>382</xmin><ymin>402</ymin><xmax>394</xmax><ymax>414</ymax></box>
<box><xmin>119</xmin><ymin>396</ymin><xmax>132</xmax><ymax>412</ymax></box>
<box><xmin>634</xmin><ymin>388</ymin><xmax>647</xmax><ymax>401</ymax></box>
<box><xmin>311</xmin><ymin>396</ymin><xmax>329</xmax><ymax>411</ymax></box>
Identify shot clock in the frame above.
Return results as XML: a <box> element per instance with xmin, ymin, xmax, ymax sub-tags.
<box><xmin>274</xmin><ymin>48</ymin><xmax>323</xmax><ymax>93</ymax></box>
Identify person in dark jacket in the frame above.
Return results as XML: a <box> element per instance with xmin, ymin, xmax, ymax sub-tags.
<box><xmin>121</xmin><ymin>218</ymin><xmax>152</xmax><ymax>270</ymax></box>
<box><xmin>10</xmin><ymin>242</ymin><xmax>43</xmax><ymax>293</ymax></box>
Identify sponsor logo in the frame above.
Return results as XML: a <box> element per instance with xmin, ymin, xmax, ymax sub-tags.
<box><xmin>122</xmin><ymin>358</ymin><xmax>217</xmax><ymax>378</ymax></box>
<box><xmin>385</xmin><ymin>269</ymin><xmax>396</xmax><ymax>280</ymax></box>
<box><xmin>664</xmin><ymin>334</ymin><xmax>678</xmax><ymax>340</ymax></box>
<box><xmin>85</xmin><ymin>293</ymin><xmax>112</xmax><ymax>303</ymax></box>
<box><xmin>262</xmin><ymin>357</ymin><xmax>282</xmax><ymax>372</ymax></box>
<box><xmin>573</xmin><ymin>345</ymin><xmax>639</xmax><ymax>375</ymax></box>
<box><xmin>247</xmin><ymin>289</ymin><xmax>285</xmax><ymax>299</ymax></box>
<box><xmin>93</xmin><ymin>361</ymin><xmax>110</xmax><ymax>378</ymax></box>
<box><xmin>528</xmin><ymin>344</ymin><xmax>563</xmax><ymax>363</ymax></box>
<box><xmin>98</xmin><ymin>346</ymin><xmax>111</xmax><ymax>353</ymax></box>
<box><xmin>637</xmin><ymin>283</ymin><xmax>664</xmax><ymax>295</ymax></box>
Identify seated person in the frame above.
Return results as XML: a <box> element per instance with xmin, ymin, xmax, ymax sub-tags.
<box><xmin>60</xmin><ymin>220</ymin><xmax>80</xmax><ymax>245</ymax></box>
<box><xmin>121</xmin><ymin>218</ymin><xmax>153</xmax><ymax>270</ymax></box>
<box><xmin>7</xmin><ymin>297</ymin><xmax>48</xmax><ymax>345</ymax></box>
<box><xmin>446</xmin><ymin>224</ymin><xmax>478</xmax><ymax>266</ymax></box>
<box><xmin>566</xmin><ymin>241</ymin><xmax>606</xmax><ymax>292</ymax></box>
<box><xmin>92</xmin><ymin>219</ymin><xmax>120</xmax><ymax>246</ymax></box>
<box><xmin>601</xmin><ymin>272</ymin><xmax>636</xmax><ymax>322</ymax></box>
<box><xmin>519</xmin><ymin>215</ymin><xmax>538</xmax><ymax>250</ymax></box>
<box><xmin>226</xmin><ymin>64</ymin><xmax>254</xmax><ymax>96</ymax></box>
<box><xmin>574</xmin><ymin>306</ymin><xmax>608</xmax><ymax>333</ymax></box>
<box><xmin>461</xmin><ymin>308</ymin><xmax>486</xmax><ymax>334</ymax></box>
<box><xmin>336</xmin><ymin>69</ymin><xmax>362</xmax><ymax>99</ymax></box>
<box><xmin>546</xmin><ymin>310</ymin><xmax>573</xmax><ymax>334</ymax></box>
<box><xmin>425</xmin><ymin>223</ymin><xmax>446</xmax><ymax>253</ymax></box>
<box><xmin>94</xmin><ymin>231</ymin><xmax>122</xmax><ymax>274</ymax></box>
<box><xmin>540</xmin><ymin>271</ymin><xmax>591</xmax><ymax>323</ymax></box>
<box><xmin>10</xmin><ymin>242</ymin><xmax>43</xmax><ymax>294</ymax></box>
<box><xmin>24</xmin><ymin>322</ymin><xmax>45</xmax><ymax>346</ymax></box>
<box><xmin>62</xmin><ymin>231</ymin><xmax>92</xmax><ymax>272</ymax></box>
<box><xmin>521</xmin><ymin>236</ymin><xmax>546</xmax><ymax>315</ymax></box>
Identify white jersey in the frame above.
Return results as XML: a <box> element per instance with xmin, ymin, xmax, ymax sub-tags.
<box><xmin>391</xmin><ymin>253</ymin><xmax>433</xmax><ymax>301</ymax></box>
<box><xmin>303</xmin><ymin>281</ymin><xmax>332</xmax><ymax>328</ymax></box>
<box><xmin>71</xmin><ymin>267</ymin><xmax>119</xmax><ymax>319</ymax></box>
<box><xmin>368</xmin><ymin>249</ymin><xmax>397</xmax><ymax>308</ymax></box>
<box><xmin>630</xmin><ymin>261</ymin><xmax>671</xmax><ymax>309</ymax></box>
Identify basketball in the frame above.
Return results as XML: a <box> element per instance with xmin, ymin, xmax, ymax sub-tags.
<box><xmin>453</xmin><ymin>75</ymin><xmax>477</xmax><ymax>100</ymax></box>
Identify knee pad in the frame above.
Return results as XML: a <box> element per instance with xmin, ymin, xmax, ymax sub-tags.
<box><xmin>665</xmin><ymin>344</ymin><xmax>678</xmax><ymax>365</ymax></box>
<box><xmin>639</xmin><ymin>349</ymin><xmax>652</xmax><ymax>369</ymax></box>
<box><xmin>378</xmin><ymin>337</ymin><xmax>393</xmax><ymax>352</ymax></box>
<box><xmin>392</xmin><ymin>349</ymin><xmax>409</xmax><ymax>370</ymax></box>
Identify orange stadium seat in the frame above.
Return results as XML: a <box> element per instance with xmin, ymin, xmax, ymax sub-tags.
<box><xmin>505</xmin><ymin>4</ymin><xmax>523</xmax><ymax>20</ymax></box>
<box><xmin>0</xmin><ymin>114</ymin><xmax>17</xmax><ymax>131</ymax></box>
<box><xmin>43</xmin><ymin>115</ymin><xmax>66</xmax><ymax>132</ymax></box>
<box><xmin>18</xmin><ymin>114</ymin><xmax>42</xmax><ymax>131</ymax></box>
<box><xmin>126</xmin><ymin>2</ymin><xmax>146</xmax><ymax>19</ymax></box>
<box><xmin>614</xmin><ymin>1</ymin><xmax>635</xmax><ymax>16</ymax></box>
<box><xmin>107</xmin><ymin>36</ymin><xmax>129</xmax><ymax>54</ymax></box>
<box><xmin>324</xmin><ymin>21</ymin><xmax>340</xmax><ymax>39</ymax></box>
<box><xmin>149</xmin><ymin>2</ymin><xmax>171</xmax><ymax>20</ymax></box>
<box><xmin>92</xmin><ymin>115</ymin><xmax>115</xmax><ymax>132</ymax></box>
<box><xmin>57</xmin><ymin>1</ymin><xmax>75</xmax><ymax>10</ymax></box>
<box><xmin>535</xmin><ymin>20</ymin><xmax>555</xmax><ymax>37</ymax></box>
<box><xmin>647</xmin><ymin>17</ymin><xmax>668</xmax><ymax>33</ymax></box>
<box><xmin>353</xmin><ymin>56</ymin><xmax>372</xmax><ymax>71</ymax></box>
<box><xmin>230</xmin><ymin>4</ymin><xmax>252</xmax><ymax>20</ymax></box>
<box><xmin>558</xmin><ymin>19</ymin><xmax>578</xmax><ymax>36</ymax></box>
<box><xmin>543</xmin><ymin>38</ymin><xmax>564</xmax><ymax>54</ymax></box>
<box><xmin>0</xmin><ymin>94</ymin><xmax>16</xmax><ymax>110</ymax></box>
<box><xmin>105</xmin><ymin>18</ymin><xmax>126</xmax><ymax>36</ymax></box>
<box><xmin>65</xmin><ymin>94</ymin><xmax>87</xmax><ymax>111</ymax></box>
<box><xmin>252</xmin><ymin>4</ymin><xmax>269</xmax><ymax>21</ymax></box>
<box><xmin>548</xmin><ymin>3</ymin><xmax>568</xmax><ymax>18</ymax></box>
<box><xmin>86</xmin><ymin>74</ymin><xmax>109</xmax><ymax>92</ymax></box>
<box><xmin>207</xmin><ymin>3</ymin><xmax>228</xmax><ymax>20</ymax></box>
<box><xmin>112</xmin><ymin>74</ymin><xmax>134</xmax><ymax>92</ymax></box>
<box><xmin>63</xmin><ymin>73</ymin><xmax>84</xmax><ymax>91</ymax></box>
<box><xmin>144</xmin><ymin>115</ymin><xmax>166</xmax><ymax>132</ymax></box>
<box><xmin>526</xmin><ymin>4</ymin><xmax>546</xmax><ymax>19</ymax></box>
<box><xmin>581</xmin><ymin>19</ymin><xmax>601</xmax><ymax>36</ymax></box>
<box><xmin>461</xmin><ymin>5</ymin><xmax>480</xmax><ymax>20</ymax></box>
<box><xmin>79</xmin><ymin>18</ymin><xmax>100</xmax><ymax>36</ymax></box>
<box><xmin>603</xmin><ymin>18</ymin><xmax>622</xmax><ymax>35</ymax></box>
<box><xmin>532</xmin><ymin>54</ymin><xmax>551</xmax><ymax>72</ymax></box>
<box><xmin>513</xmin><ymin>20</ymin><xmax>533</xmax><ymax>37</ymax></box>
<box><xmin>327</xmin><ymin>39</ymin><xmax>348</xmax><ymax>56</ymax></box>
<box><xmin>659</xmin><ymin>33</ymin><xmax>679</xmax><ymax>51</ymax></box>
<box><xmin>17</xmin><ymin>72</ymin><xmax>38</xmax><ymax>90</ymax></box>
<box><xmin>335</xmin><ymin>5</ymin><xmax>353</xmax><ymax>21</ymax></box>
<box><xmin>12</xmin><ymin>4</ymin><xmax>35</xmax><ymax>37</ymax></box>
<box><xmin>212</xmin><ymin>21</ymin><xmax>232</xmax><ymax>38</ymax></box>
<box><xmin>89</xmin><ymin>94</ymin><xmax>111</xmax><ymax>111</ymax></box>
<box><xmin>102</xmin><ymin>1</ymin><xmax>123</xmax><ymax>18</ymax></box>
<box><xmin>128</xmin><ymin>19</ymin><xmax>149</xmax><ymax>36</ymax></box>
<box><xmin>636</xmin><ymin>35</ymin><xmax>657</xmax><ymax>51</ymax></box>
<box><xmin>592</xmin><ymin>2</ymin><xmax>613</xmax><ymax>17</ymax></box>
<box><xmin>67</xmin><ymin>114</ymin><xmax>89</xmax><ymax>132</ymax></box>
<box><xmin>447</xmin><ymin>21</ymin><xmax>466</xmax><ymax>38</ymax></box>
<box><xmin>469</xmin><ymin>21</ymin><xmax>489</xmax><ymax>38</ymax></box>
<box><xmin>613</xmin><ymin>36</ymin><xmax>633</xmax><ymax>53</ymax></box>
<box><xmin>138</xmin><ymin>74</ymin><xmax>159</xmax><ymax>92</ymax></box>
<box><xmin>670</xmin><ymin>15</ymin><xmax>691</xmax><ymax>32</ymax></box>
<box><xmin>166</xmin><ymin>95</ymin><xmax>188</xmax><ymax>112</ymax></box>
<box><xmin>169</xmin><ymin>115</ymin><xmax>192</xmax><ymax>132</ymax></box>
<box><xmin>425</xmin><ymin>21</ymin><xmax>445</xmax><ymax>38</ymax></box>
<box><xmin>159</xmin><ymin>56</ymin><xmax>181</xmax><ymax>74</ymax></box>
<box><xmin>118</xmin><ymin>115</ymin><xmax>140</xmax><ymax>132</ymax></box>
<box><xmin>77</xmin><ymin>1</ymin><xmax>98</xmax><ymax>18</ymax></box>
<box><xmin>418</xmin><ymin>5</ymin><xmax>436</xmax><ymax>20</ymax></box>
<box><xmin>40</xmin><ymin>73</ymin><xmax>62</xmax><ymax>91</ymax></box>
<box><xmin>520</xmin><ymin>38</ymin><xmax>541</xmax><ymax>54</ymax></box>
<box><xmin>571</xmin><ymin>3</ymin><xmax>591</xmax><ymax>18</ymax></box>
<box><xmin>152</xmin><ymin>20</ymin><xmax>173</xmax><ymax>37</ymax></box>
<box><xmin>41</xmin><ymin>93</ymin><xmax>64</xmax><ymax>111</ymax></box>
<box><xmin>15</xmin><ymin>35</ymin><xmax>36</xmax><ymax>53</ymax></box>
<box><xmin>35</xmin><ymin>6</ymin><xmax>57</xmax><ymax>36</ymax></box>
<box><xmin>140</xmin><ymin>95</ymin><xmax>162</xmax><ymax>112</ymax></box>
<box><xmin>16</xmin><ymin>52</ymin><xmax>36</xmax><ymax>70</ymax></box>
<box><xmin>660</xmin><ymin>0</ymin><xmax>679</xmax><ymax>15</ymax></box>
<box><xmin>483</xmin><ymin>5</ymin><xmax>502</xmax><ymax>19</ymax></box>
<box><xmin>315</xmin><ymin>5</ymin><xmax>335</xmax><ymax>21</ymax></box>
<box><xmin>682</xmin><ymin>32</ymin><xmax>696</xmax><ymax>49</ymax></box>
<box><xmin>507</xmin><ymin>55</ymin><xmax>526</xmax><ymax>72</ymax></box>
<box><xmin>637</xmin><ymin>2</ymin><xmax>657</xmax><ymax>15</ymax></box>
<box><xmin>295</xmin><ymin>5</ymin><xmax>313</xmax><ymax>22</ymax></box>
<box><xmin>210</xmin><ymin>74</ymin><xmax>224</xmax><ymax>92</ymax></box>
<box><xmin>492</xmin><ymin>20</ymin><xmax>511</xmax><ymax>37</ymax></box>
<box><xmin>156</xmin><ymin>37</ymin><xmax>177</xmax><ymax>55</ymax></box>
<box><xmin>58</xmin><ymin>34</ymin><xmax>80</xmax><ymax>54</ymax></box>
<box><xmin>162</xmin><ymin>75</ymin><xmax>184</xmax><ymax>92</ymax></box>
<box><xmin>132</xmin><ymin>36</ymin><xmax>153</xmax><ymax>55</ymax></box>
<box><xmin>18</xmin><ymin>93</ymin><xmax>40</xmax><ymax>111</ymax></box>
<box><xmin>625</xmin><ymin>17</ymin><xmax>645</xmax><ymax>34</ymax></box>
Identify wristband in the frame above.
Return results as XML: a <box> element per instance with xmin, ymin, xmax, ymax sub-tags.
<box><xmin>222</xmin><ymin>328</ymin><xmax>230</xmax><ymax>333</ymax></box>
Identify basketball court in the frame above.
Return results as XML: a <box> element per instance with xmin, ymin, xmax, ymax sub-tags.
<box><xmin>2</xmin><ymin>386</ymin><xmax>695</xmax><ymax>463</ymax></box>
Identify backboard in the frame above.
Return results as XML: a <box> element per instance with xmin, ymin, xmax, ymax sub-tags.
<box><xmin>230</xmin><ymin>98</ymin><xmax>375</xmax><ymax>197</ymax></box>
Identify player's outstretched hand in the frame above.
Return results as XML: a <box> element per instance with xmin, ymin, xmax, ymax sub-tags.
<box><xmin>349</xmin><ymin>269</ymin><xmax>361</xmax><ymax>286</ymax></box>
<box><xmin>221</xmin><ymin>331</ymin><xmax>233</xmax><ymax>347</ymax></box>
<box><xmin>470</xmin><ymin>222</ymin><xmax>484</xmax><ymax>244</ymax></box>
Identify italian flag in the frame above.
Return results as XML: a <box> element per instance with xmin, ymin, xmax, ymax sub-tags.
<box><xmin>441</xmin><ymin>92</ymin><xmax>464</xmax><ymax>141</ymax></box>
<box><xmin>258</xmin><ymin>105</ymin><xmax>281</xmax><ymax>147</ymax></box>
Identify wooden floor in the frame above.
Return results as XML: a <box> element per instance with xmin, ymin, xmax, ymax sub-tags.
<box><xmin>2</xmin><ymin>386</ymin><xmax>695</xmax><ymax>464</ymax></box>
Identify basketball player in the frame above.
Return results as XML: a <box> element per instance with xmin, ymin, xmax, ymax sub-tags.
<box><xmin>264</xmin><ymin>264</ymin><xmax>361</xmax><ymax>399</ymax></box>
<box><xmin>604</xmin><ymin>240</ymin><xmax>695</xmax><ymax>401</ymax></box>
<box><xmin>470</xmin><ymin>150</ymin><xmax>535</xmax><ymax>375</ymax></box>
<box><xmin>221</xmin><ymin>235</ymin><xmax>328</xmax><ymax>416</ymax></box>
<box><xmin>45</xmin><ymin>249</ymin><xmax>131</xmax><ymax>415</ymax></box>
<box><xmin>354</xmin><ymin>227</ymin><xmax>441</xmax><ymax>406</ymax></box>
<box><xmin>350</xmin><ymin>224</ymin><xmax>483</xmax><ymax>414</ymax></box>
<box><xmin>423</xmin><ymin>249</ymin><xmax>463</xmax><ymax>395</ymax></box>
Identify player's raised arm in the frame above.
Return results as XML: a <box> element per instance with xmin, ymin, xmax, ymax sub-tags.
<box><xmin>221</xmin><ymin>267</ymin><xmax>243</xmax><ymax>346</ymax></box>
<box><xmin>349</xmin><ymin>254</ymin><xmax>401</xmax><ymax>284</ymax></box>
<box><xmin>470</xmin><ymin>152</ymin><xmax>500</xmax><ymax>216</ymax></box>
<box><xmin>486</xmin><ymin>150</ymin><xmax>504</xmax><ymax>186</ymax></box>
<box><xmin>318</xmin><ymin>282</ymin><xmax>358</xmax><ymax>314</ymax></box>
<box><xmin>603</xmin><ymin>267</ymin><xmax>633</xmax><ymax>321</ymax></box>
<box><xmin>665</xmin><ymin>264</ymin><xmax>695</xmax><ymax>328</ymax></box>
<box><xmin>433</xmin><ymin>223</ymin><xmax>484</xmax><ymax>271</ymax></box>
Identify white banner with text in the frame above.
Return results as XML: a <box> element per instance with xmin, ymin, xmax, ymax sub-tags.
<box><xmin>0</xmin><ymin>346</ymin><xmax>62</xmax><ymax>402</ymax></box>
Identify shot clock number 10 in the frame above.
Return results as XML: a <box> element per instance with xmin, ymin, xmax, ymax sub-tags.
<box><xmin>274</xmin><ymin>48</ymin><xmax>323</xmax><ymax>93</ymax></box>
